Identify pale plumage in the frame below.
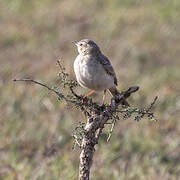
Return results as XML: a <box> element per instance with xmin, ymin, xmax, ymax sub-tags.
<box><xmin>73</xmin><ymin>39</ymin><xmax>128</xmax><ymax>105</ymax></box>
<box><xmin>74</xmin><ymin>54</ymin><xmax>115</xmax><ymax>91</ymax></box>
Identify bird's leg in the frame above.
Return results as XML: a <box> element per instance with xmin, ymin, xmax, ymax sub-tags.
<box><xmin>81</xmin><ymin>90</ymin><xmax>95</xmax><ymax>104</ymax></box>
<box><xmin>83</xmin><ymin>90</ymin><xmax>95</xmax><ymax>98</ymax></box>
<box><xmin>101</xmin><ymin>90</ymin><xmax>106</xmax><ymax>105</ymax></box>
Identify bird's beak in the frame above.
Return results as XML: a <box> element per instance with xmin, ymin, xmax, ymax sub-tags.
<box><xmin>72</xmin><ymin>41</ymin><xmax>78</xmax><ymax>45</ymax></box>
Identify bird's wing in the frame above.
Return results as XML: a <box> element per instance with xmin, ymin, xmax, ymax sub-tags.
<box><xmin>98</xmin><ymin>54</ymin><xmax>118</xmax><ymax>86</ymax></box>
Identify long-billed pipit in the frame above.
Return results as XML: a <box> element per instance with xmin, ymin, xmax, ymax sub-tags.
<box><xmin>73</xmin><ymin>39</ymin><xmax>129</xmax><ymax>105</ymax></box>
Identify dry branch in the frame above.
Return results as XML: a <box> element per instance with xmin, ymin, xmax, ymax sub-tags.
<box><xmin>13</xmin><ymin>62</ymin><xmax>157</xmax><ymax>180</ymax></box>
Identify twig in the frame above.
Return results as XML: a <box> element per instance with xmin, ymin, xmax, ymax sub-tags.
<box><xmin>57</xmin><ymin>59</ymin><xmax>66</xmax><ymax>75</ymax></box>
<box><xmin>14</xmin><ymin>78</ymin><xmax>60</xmax><ymax>95</ymax></box>
<box><xmin>13</xmin><ymin>78</ymin><xmax>77</xmax><ymax>105</ymax></box>
<box><xmin>69</xmin><ymin>86</ymin><xmax>82</xmax><ymax>100</ymax></box>
<box><xmin>107</xmin><ymin>119</ymin><xmax>116</xmax><ymax>142</ymax></box>
<box><xmin>73</xmin><ymin>135</ymin><xmax>82</xmax><ymax>149</ymax></box>
<box><xmin>116</xmin><ymin>96</ymin><xmax>158</xmax><ymax>121</ymax></box>
<box><xmin>147</xmin><ymin>96</ymin><xmax>158</xmax><ymax>111</ymax></box>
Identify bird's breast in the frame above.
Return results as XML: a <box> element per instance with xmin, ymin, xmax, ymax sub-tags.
<box><xmin>74</xmin><ymin>55</ymin><xmax>114</xmax><ymax>91</ymax></box>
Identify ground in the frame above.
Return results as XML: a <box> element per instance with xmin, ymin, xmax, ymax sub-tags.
<box><xmin>0</xmin><ymin>0</ymin><xmax>180</xmax><ymax>179</ymax></box>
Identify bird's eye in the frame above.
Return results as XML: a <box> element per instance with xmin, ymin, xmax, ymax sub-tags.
<box><xmin>79</xmin><ymin>43</ymin><xmax>83</xmax><ymax>46</ymax></box>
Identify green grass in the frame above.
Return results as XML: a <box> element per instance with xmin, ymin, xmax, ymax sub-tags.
<box><xmin>0</xmin><ymin>0</ymin><xmax>180</xmax><ymax>179</ymax></box>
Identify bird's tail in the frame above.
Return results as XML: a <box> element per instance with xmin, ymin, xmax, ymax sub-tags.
<box><xmin>108</xmin><ymin>87</ymin><xmax>130</xmax><ymax>106</ymax></box>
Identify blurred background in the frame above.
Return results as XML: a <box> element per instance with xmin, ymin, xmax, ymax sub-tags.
<box><xmin>0</xmin><ymin>0</ymin><xmax>180</xmax><ymax>179</ymax></box>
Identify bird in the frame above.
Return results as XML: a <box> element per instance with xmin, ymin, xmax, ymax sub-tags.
<box><xmin>73</xmin><ymin>39</ymin><xmax>129</xmax><ymax>106</ymax></box>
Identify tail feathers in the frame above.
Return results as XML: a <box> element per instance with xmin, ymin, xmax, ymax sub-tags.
<box><xmin>108</xmin><ymin>87</ymin><xmax>129</xmax><ymax>106</ymax></box>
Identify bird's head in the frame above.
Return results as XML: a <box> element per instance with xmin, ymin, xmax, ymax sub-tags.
<box><xmin>72</xmin><ymin>39</ymin><xmax>101</xmax><ymax>56</ymax></box>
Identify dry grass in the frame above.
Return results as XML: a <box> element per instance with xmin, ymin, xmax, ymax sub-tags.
<box><xmin>0</xmin><ymin>0</ymin><xmax>180</xmax><ymax>179</ymax></box>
